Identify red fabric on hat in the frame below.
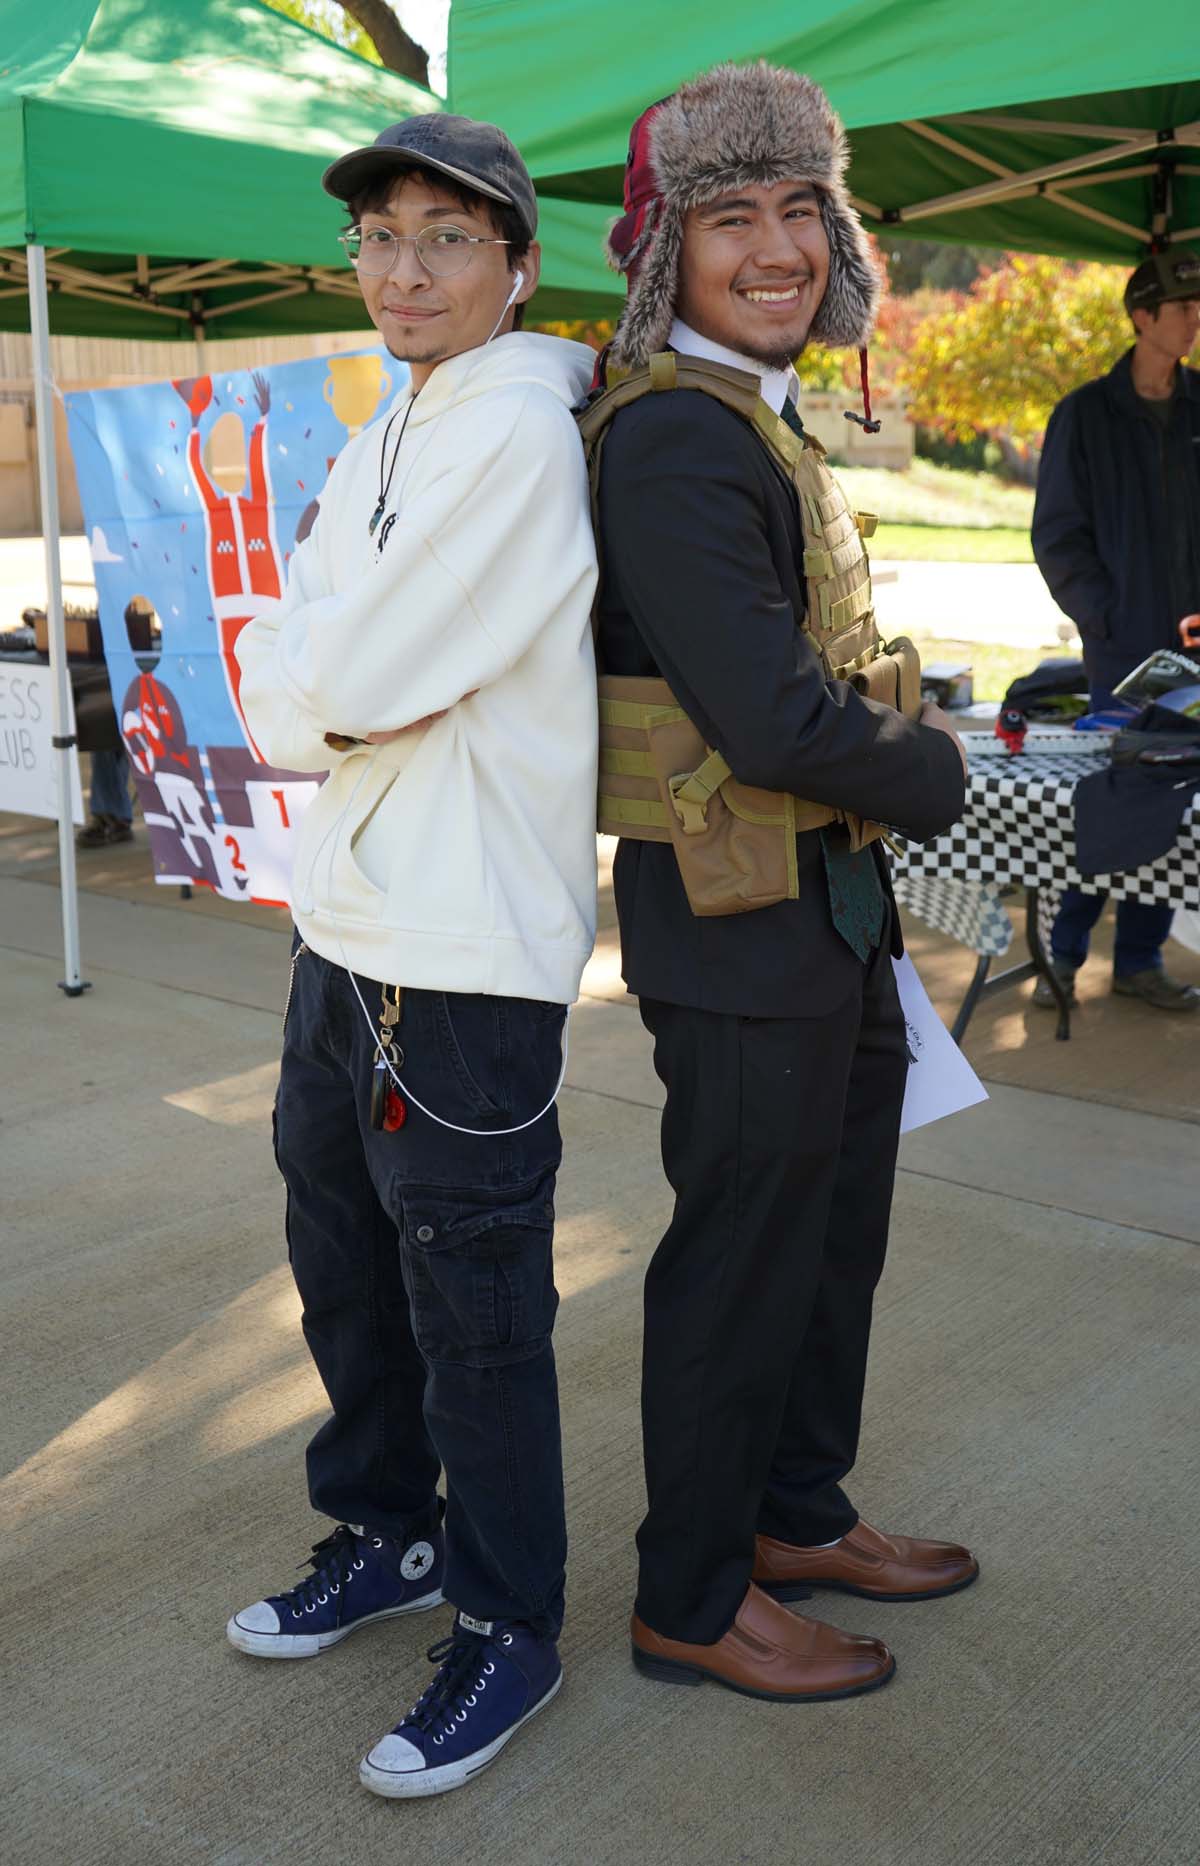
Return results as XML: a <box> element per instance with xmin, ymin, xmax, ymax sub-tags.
<box><xmin>609</xmin><ymin>100</ymin><xmax>670</xmax><ymax>279</ymax></box>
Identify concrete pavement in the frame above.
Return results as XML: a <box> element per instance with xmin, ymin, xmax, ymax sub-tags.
<box><xmin>2</xmin><ymin>854</ymin><xmax>1198</xmax><ymax>1866</ymax></box>
<box><xmin>872</xmin><ymin>559</ymin><xmax>1079</xmax><ymax>651</ymax></box>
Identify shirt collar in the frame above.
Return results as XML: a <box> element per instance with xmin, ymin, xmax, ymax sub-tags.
<box><xmin>668</xmin><ymin>317</ymin><xmax>799</xmax><ymax>416</ymax></box>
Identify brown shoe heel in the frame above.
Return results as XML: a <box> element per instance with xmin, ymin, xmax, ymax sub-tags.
<box><xmin>631</xmin><ymin>1645</ymin><xmax>705</xmax><ymax>1686</ymax></box>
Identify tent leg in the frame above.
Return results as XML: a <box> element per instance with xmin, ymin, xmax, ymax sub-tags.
<box><xmin>27</xmin><ymin>244</ymin><xmax>89</xmax><ymax>999</ymax></box>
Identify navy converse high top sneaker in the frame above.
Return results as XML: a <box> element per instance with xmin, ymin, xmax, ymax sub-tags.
<box><xmin>227</xmin><ymin>1517</ymin><xmax>444</xmax><ymax>1659</ymax></box>
<box><xmin>360</xmin><ymin>1614</ymin><xmax>562</xmax><ymax>1798</ymax></box>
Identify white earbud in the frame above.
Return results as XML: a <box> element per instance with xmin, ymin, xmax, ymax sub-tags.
<box><xmin>485</xmin><ymin>270</ymin><xmax>526</xmax><ymax>343</ymax></box>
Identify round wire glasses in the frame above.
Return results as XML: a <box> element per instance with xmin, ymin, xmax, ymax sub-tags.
<box><xmin>338</xmin><ymin>224</ymin><xmax>512</xmax><ymax>278</ymax></box>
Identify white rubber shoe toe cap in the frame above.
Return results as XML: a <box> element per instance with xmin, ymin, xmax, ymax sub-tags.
<box><xmin>226</xmin><ymin>1600</ymin><xmax>324</xmax><ymax>1657</ymax></box>
<box><xmin>364</xmin><ymin>1733</ymin><xmax>426</xmax><ymax>1777</ymax></box>
<box><xmin>232</xmin><ymin>1600</ymin><xmax>281</xmax><ymax>1636</ymax></box>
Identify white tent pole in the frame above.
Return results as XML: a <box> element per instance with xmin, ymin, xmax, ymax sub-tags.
<box><xmin>27</xmin><ymin>243</ymin><xmax>88</xmax><ymax>998</ymax></box>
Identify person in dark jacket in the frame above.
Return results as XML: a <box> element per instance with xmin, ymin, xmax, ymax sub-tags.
<box><xmin>594</xmin><ymin>62</ymin><xmax>977</xmax><ymax>1708</ymax></box>
<box><xmin>1032</xmin><ymin>249</ymin><xmax>1200</xmax><ymax>1013</ymax></box>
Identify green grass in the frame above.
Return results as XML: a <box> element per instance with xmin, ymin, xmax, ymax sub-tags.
<box><xmin>872</xmin><ymin>524</ymin><xmax>1033</xmax><ymax>563</ymax></box>
<box><xmin>834</xmin><ymin>459</ymin><xmax>1036</xmax><ymax>529</ymax></box>
<box><xmin>908</xmin><ymin>636</ymin><xmax>1046</xmax><ymax>703</ymax></box>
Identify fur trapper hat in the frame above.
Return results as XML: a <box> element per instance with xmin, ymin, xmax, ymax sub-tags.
<box><xmin>607</xmin><ymin>62</ymin><xmax>880</xmax><ymax>367</ymax></box>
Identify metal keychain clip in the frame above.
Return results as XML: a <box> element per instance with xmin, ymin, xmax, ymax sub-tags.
<box><xmin>369</xmin><ymin>986</ymin><xmax>407</xmax><ymax>1132</ymax></box>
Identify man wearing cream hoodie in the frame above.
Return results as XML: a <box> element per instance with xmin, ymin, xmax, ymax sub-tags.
<box><xmin>228</xmin><ymin>116</ymin><xmax>598</xmax><ymax>1800</ymax></box>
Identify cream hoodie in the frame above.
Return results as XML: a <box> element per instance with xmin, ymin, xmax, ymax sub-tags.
<box><xmin>235</xmin><ymin>333</ymin><xmax>599</xmax><ymax>1001</ymax></box>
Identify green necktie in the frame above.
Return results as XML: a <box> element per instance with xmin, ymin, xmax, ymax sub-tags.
<box><xmin>778</xmin><ymin>393</ymin><xmax>885</xmax><ymax>962</ymax></box>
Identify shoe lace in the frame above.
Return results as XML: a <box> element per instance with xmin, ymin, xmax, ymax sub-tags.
<box><xmin>279</xmin><ymin>1524</ymin><xmax>379</xmax><ymax>1613</ymax></box>
<box><xmin>404</xmin><ymin>1628</ymin><xmax>515</xmax><ymax>1741</ymax></box>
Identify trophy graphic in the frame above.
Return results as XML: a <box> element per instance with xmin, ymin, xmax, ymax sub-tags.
<box><xmin>323</xmin><ymin>354</ymin><xmax>393</xmax><ymax>437</ymax></box>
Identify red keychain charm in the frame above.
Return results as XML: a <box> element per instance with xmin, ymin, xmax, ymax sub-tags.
<box><xmin>383</xmin><ymin>1085</ymin><xmax>407</xmax><ymax>1132</ymax></box>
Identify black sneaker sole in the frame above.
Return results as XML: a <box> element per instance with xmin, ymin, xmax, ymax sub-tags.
<box><xmin>631</xmin><ymin>1644</ymin><xmax>896</xmax><ymax>1702</ymax></box>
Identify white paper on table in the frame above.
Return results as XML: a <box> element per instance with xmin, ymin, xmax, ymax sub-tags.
<box><xmin>894</xmin><ymin>952</ymin><xmax>989</xmax><ymax>1135</ymax></box>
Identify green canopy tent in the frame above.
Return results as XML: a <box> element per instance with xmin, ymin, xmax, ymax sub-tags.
<box><xmin>0</xmin><ymin>0</ymin><xmax>609</xmax><ymax>341</ymax></box>
<box><xmin>2</xmin><ymin>0</ymin><xmax>605</xmax><ymax>993</ymax></box>
<box><xmin>448</xmin><ymin>0</ymin><xmax>1200</xmax><ymax>298</ymax></box>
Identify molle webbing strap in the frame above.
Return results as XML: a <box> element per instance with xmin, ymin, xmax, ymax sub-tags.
<box><xmin>597</xmin><ymin>682</ymin><xmax>680</xmax><ymax>841</ymax></box>
<box><xmin>819</xmin><ymin>577</ymin><xmax>874</xmax><ymax>636</ymax></box>
<box><xmin>600</xmin><ymin>795</ymin><xmax>675</xmax><ymax>834</ymax></box>
<box><xmin>598</xmin><ymin>693</ymin><xmax>687</xmax><ymax>729</ymax></box>
<box><xmin>668</xmin><ymin>748</ymin><xmax>733</xmax><ymax>835</ymax></box>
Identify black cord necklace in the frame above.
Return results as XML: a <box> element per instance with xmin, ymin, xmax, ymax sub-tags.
<box><xmin>368</xmin><ymin>386</ymin><xmax>420</xmax><ymax>537</ymax></box>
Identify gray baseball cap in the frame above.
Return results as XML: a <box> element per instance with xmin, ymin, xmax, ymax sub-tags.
<box><xmin>322</xmin><ymin>114</ymin><xmax>538</xmax><ymax>240</ymax></box>
<box><xmin>1125</xmin><ymin>248</ymin><xmax>1200</xmax><ymax>312</ymax></box>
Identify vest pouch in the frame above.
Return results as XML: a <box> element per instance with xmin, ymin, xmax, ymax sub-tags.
<box><xmin>848</xmin><ymin>636</ymin><xmax>923</xmax><ymax>720</ymax></box>
<box><xmin>888</xmin><ymin>636</ymin><xmax>923</xmax><ymax>718</ymax></box>
<box><xmin>642</xmin><ymin>713</ymin><xmax>800</xmax><ymax>917</ymax></box>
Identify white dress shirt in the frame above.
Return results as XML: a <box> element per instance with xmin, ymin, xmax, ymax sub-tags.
<box><xmin>668</xmin><ymin>317</ymin><xmax>799</xmax><ymax>416</ymax></box>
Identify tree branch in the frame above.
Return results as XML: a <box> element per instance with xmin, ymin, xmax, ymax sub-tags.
<box><xmin>338</xmin><ymin>0</ymin><xmax>429</xmax><ymax>86</ymax></box>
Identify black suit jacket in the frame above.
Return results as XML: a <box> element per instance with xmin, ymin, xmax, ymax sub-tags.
<box><xmin>595</xmin><ymin>385</ymin><xmax>966</xmax><ymax>1016</ymax></box>
<box><xmin>1031</xmin><ymin>350</ymin><xmax>1200</xmax><ymax>698</ymax></box>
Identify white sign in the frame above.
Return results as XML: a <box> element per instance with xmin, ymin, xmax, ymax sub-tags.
<box><xmin>895</xmin><ymin>952</ymin><xmax>989</xmax><ymax>1135</ymax></box>
<box><xmin>0</xmin><ymin>667</ymin><xmax>84</xmax><ymax>825</ymax></box>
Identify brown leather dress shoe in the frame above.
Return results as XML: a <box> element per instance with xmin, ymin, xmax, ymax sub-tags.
<box><xmin>754</xmin><ymin>1520</ymin><xmax>979</xmax><ymax>1603</ymax></box>
<box><xmin>630</xmin><ymin>1583</ymin><xmax>894</xmax><ymax>1702</ymax></box>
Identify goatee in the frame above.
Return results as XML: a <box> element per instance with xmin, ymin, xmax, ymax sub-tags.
<box><xmin>740</xmin><ymin>335</ymin><xmax>808</xmax><ymax>374</ymax></box>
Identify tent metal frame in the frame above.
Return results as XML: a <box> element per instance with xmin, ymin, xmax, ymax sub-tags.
<box><xmin>869</xmin><ymin>113</ymin><xmax>1200</xmax><ymax>247</ymax></box>
<box><xmin>0</xmin><ymin>248</ymin><xmax>359</xmax><ymax>322</ymax></box>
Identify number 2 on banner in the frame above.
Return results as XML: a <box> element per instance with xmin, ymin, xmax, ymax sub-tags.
<box><xmin>224</xmin><ymin>834</ymin><xmax>247</xmax><ymax>872</ymax></box>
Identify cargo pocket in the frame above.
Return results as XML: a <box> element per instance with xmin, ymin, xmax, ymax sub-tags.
<box><xmin>400</xmin><ymin>1178</ymin><xmax>558</xmax><ymax>1368</ymax></box>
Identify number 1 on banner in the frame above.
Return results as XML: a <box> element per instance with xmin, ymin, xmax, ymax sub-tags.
<box><xmin>246</xmin><ymin>778</ymin><xmax>320</xmax><ymax>905</ymax></box>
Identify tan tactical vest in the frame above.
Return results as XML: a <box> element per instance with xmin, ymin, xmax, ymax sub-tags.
<box><xmin>578</xmin><ymin>351</ymin><xmax>922</xmax><ymax>917</ymax></box>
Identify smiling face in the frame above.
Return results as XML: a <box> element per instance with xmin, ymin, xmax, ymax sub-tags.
<box><xmin>675</xmin><ymin>178</ymin><xmax>831</xmax><ymax>370</ymax></box>
<box><xmin>354</xmin><ymin>170</ymin><xmax>539</xmax><ymax>391</ymax></box>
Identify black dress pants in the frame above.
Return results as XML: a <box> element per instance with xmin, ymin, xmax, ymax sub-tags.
<box><xmin>635</xmin><ymin>927</ymin><xmax>908</xmax><ymax>1644</ymax></box>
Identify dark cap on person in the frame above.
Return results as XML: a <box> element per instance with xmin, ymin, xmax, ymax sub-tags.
<box><xmin>1124</xmin><ymin>247</ymin><xmax>1200</xmax><ymax>312</ymax></box>
<box><xmin>322</xmin><ymin>114</ymin><xmax>538</xmax><ymax>240</ymax></box>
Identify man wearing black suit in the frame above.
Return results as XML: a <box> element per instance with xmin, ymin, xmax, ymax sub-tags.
<box><xmin>594</xmin><ymin>62</ymin><xmax>977</xmax><ymax>1703</ymax></box>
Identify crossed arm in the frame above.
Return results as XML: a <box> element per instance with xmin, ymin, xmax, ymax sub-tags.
<box><xmin>234</xmin><ymin>389</ymin><xmax>595</xmax><ymax>771</ymax></box>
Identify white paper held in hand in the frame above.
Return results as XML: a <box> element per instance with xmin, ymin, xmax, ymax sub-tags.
<box><xmin>894</xmin><ymin>952</ymin><xmax>988</xmax><ymax>1135</ymax></box>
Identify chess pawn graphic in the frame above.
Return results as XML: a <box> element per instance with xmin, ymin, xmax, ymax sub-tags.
<box><xmin>322</xmin><ymin>354</ymin><xmax>393</xmax><ymax>437</ymax></box>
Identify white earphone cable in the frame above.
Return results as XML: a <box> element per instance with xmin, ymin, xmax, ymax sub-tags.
<box><xmin>300</xmin><ymin>746</ymin><xmax>569</xmax><ymax>1139</ymax></box>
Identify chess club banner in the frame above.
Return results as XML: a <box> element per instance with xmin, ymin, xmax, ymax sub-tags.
<box><xmin>65</xmin><ymin>348</ymin><xmax>407</xmax><ymax>904</ymax></box>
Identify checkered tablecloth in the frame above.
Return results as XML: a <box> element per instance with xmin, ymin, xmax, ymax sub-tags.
<box><xmin>889</xmin><ymin>738</ymin><xmax>1200</xmax><ymax>958</ymax></box>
